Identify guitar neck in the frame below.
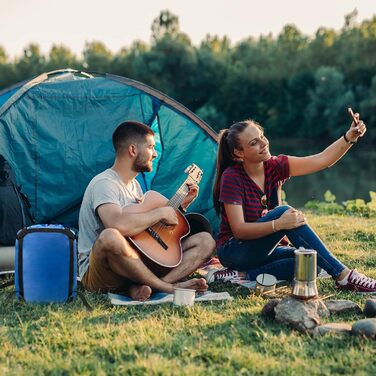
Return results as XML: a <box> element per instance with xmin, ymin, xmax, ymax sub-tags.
<box><xmin>167</xmin><ymin>176</ymin><xmax>196</xmax><ymax>210</ymax></box>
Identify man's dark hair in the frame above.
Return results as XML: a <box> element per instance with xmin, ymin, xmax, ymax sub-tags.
<box><xmin>112</xmin><ymin>121</ymin><xmax>154</xmax><ymax>153</ymax></box>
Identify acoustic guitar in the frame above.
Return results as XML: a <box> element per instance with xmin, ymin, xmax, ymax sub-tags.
<box><xmin>124</xmin><ymin>164</ymin><xmax>203</xmax><ymax>268</ymax></box>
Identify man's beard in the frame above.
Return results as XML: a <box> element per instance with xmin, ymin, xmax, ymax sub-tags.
<box><xmin>134</xmin><ymin>155</ymin><xmax>152</xmax><ymax>173</ymax></box>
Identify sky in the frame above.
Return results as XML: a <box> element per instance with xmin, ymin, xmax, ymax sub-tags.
<box><xmin>1</xmin><ymin>0</ymin><xmax>376</xmax><ymax>59</ymax></box>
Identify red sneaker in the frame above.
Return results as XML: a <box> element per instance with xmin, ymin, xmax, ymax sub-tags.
<box><xmin>336</xmin><ymin>269</ymin><xmax>376</xmax><ymax>294</ymax></box>
<box><xmin>206</xmin><ymin>268</ymin><xmax>239</xmax><ymax>283</ymax></box>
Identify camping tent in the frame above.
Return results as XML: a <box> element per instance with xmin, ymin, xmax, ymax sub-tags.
<box><xmin>0</xmin><ymin>69</ymin><xmax>219</xmax><ymax>230</ymax></box>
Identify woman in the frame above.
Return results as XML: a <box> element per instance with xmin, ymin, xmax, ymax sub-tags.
<box><xmin>208</xmin><ymin>111</ymin><xmax>376</xmax><ymax>293</ymax></box>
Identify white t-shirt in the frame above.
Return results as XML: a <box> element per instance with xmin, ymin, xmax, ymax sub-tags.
<box><xmin>78</xmin><ymin>168</ymin><xmax>143</xmax><ymax>278</ymax></box>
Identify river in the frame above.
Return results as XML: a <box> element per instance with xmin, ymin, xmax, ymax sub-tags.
<box><xmin>271</xmin><ymin>139</ymin><xmax>376</xmax><ymax>208</ymax></box>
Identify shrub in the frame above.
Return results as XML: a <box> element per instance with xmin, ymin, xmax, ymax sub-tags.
<box><xmin>304</xmin><ymin>190</ymin><xmax>376</xmax><ymax>217</ymax></box>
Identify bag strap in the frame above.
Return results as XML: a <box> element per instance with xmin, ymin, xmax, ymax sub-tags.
<box><xmin>77</xmin><ymin>280</ymin><xmax>93</xmax><ymax>311</ymax></box>
<box><xmin>77</xmin><ymin>291</ymin><xmax>93</xmax><ymax>312</ymax></box>
<box><xmin>13</xmin><ymin>184</ymin><xmax>27</xmax><ymax>227</ymax></box>
<box><xmin>0</xmin><ymin>278</ymin><xmax>93</xmax><ymax>311</ymax></box>
<box><xmin>0</xmin><ymin>278</ymin><xmax>14</xmax><ymax>289</ymax></box>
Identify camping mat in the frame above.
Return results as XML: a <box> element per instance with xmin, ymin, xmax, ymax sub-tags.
<box><xmin>230</xmin><ymin>269</ymin><xmax>331</xmax><ymax>290</ymax></box>
<box><xmin>109</xmin><ymin>290</ymin><xmax>233</xmax><ymax>306</ymax></box>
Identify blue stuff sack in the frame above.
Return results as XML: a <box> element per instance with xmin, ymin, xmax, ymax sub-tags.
<box><xmin>15</xmin><ymin>224</ymin><xmax>77</xmax><ymax>303</ymax></box>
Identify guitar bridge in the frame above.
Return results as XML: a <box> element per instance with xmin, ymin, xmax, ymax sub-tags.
<box><xmin>146</xmin><ymin>228</ymin><xmax>168</xmax><ymax>250</ymax></box>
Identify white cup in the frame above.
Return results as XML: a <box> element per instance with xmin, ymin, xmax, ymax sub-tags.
<box><xmin>173</xmin><ymin>288</ymin><xmax>195</xmax><ymax>307</ymax></box>
<box><xmin>255</xmin><ymin>273</ymin><xmax>277</xmax><ymax>296</ymax></box>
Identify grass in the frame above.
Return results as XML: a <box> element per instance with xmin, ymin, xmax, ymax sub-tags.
<box><xmin>1</xmin><ymin>212</ymin><xmax>375</xmax><ymax>375</ymax></box>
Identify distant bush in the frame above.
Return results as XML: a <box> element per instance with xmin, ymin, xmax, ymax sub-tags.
<box><xmin>304</xmin><ymin>190</ymin><xmax>376</xmax><ymax>217</ymax></box>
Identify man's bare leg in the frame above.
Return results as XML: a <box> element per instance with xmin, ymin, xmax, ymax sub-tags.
<box><xmin>128</xmin><ymin>285</ymin><xmax>152</xmax><ymax>301</ymax></box>
<box><xmin>91</xmin><ymin>228</ymin><xmax>210</xmax><ymax>298</ymax></box>
<box><xmin>92</xmin><ymin>228</ymin><xmax>174</xmax><ymax>295</ymax></box>
<box><xmin>161</xmin><ymin>232</ymin><xmax>215</xmax><ymax>291</ymax></box>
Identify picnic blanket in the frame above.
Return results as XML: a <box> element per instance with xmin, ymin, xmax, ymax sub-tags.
<box><xmin>229</xmin><ymin>269</ymin><xmax>331</xmax><ymax>289</ymax></box>
<box><xmin>109</xmin><ymin>290</ymin><xmax>233</xmax><ymax>306</ymax></box>
<box><xmin>199</xmin><ymin>257</ymin><xmax>331</xmax><ymax>290</ymax></box>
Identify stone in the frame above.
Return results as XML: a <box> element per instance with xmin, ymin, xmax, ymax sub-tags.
<box><xmin>324</xmin><ymin>300</ymin><xmax>362</xmax><ymax>315</ymax></box>
<box><xmin>261</xmin><ymin>298</ymin><xmax>281</xmax><ymax>319</ymax></box>
<box><xmin>351</xmin><ymin>318</ymin><xmax>376</xmax><ymax>338</ymax></box>
<box><xmin>274</xmin><ymin>296</ymin><xmax>330</xmax><ymax>333</ymax></box>
<box><xmin>314</xmin><ymin>323</ymin><xmax>352</xmax><ymax>336</ymax></box>
<box><xmin>363</xmin><ymin>299</ymin><xmax>376</xmax><ymax>318</ymax></box>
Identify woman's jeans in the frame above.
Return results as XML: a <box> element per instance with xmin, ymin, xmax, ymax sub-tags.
<box><xmin>217</xmin><ymin>205</ymin><xmax>346</xmax><ymax>281</ymax></box>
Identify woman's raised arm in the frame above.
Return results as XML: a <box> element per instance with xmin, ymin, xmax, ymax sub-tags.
<box><xmin>288</xmin><ymin>112</ymin><xmax>366</xmax><ymax>177</ymax></box>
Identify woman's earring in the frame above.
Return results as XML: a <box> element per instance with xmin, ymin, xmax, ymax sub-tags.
<box><xmin>233</xmin><ymin>156</ymin><xmax>243</xmax><ymax>162</ymax></box>
<box><xmin>233</xmin><ymin>152</ymin><xmax>243</xmax><ymax>162</ymax></box>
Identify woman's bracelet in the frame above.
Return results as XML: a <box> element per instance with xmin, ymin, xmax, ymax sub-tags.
<box><xmin>343</xmin><ymin>132</ymin><xmax>356</xmax><ymax>144</ymax></box>
<box><xmin>272</xmin><ymin>220</ymin><xmax>277</xmax><ymax>232</ymax></box>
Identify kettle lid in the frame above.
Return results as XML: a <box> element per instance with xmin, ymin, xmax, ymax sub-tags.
<box><xmin>294</xmin><ymin>246</ymin><xmax>316</xmax><ymax>255</ymax></box>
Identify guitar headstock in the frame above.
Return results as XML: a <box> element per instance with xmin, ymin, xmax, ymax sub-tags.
<box><xmin>184</xmin><ymin>164</ymin><xmax>203</xmax><ymax>184</ymax></box>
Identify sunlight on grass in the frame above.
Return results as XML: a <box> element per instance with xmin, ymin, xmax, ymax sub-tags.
<box><xmin>0</xmin><ymin>214</ymin><xmax>375</xmax><ymax>375</ymax></box>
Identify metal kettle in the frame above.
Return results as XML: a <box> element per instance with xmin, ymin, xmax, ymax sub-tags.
<box><xmin>292</xmin><ymin>247</ymin><xmax>318</xmax><ymax>299</ymax></box>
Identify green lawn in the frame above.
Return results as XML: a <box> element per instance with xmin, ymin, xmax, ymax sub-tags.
<box><xmin>1</xmin><ymin>213</ymin><xmax>375</xmax><ymax>375</ymax></box>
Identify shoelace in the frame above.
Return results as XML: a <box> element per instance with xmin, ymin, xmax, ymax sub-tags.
<box><xmin>215</xmin><ymin>269</ymin><xmax>237</xmax><ymax>281</ymax></box>
<box><xmin>350</xmin><ymin>270</ymin><xmax>376</xmax><ymax>288</ymax></box>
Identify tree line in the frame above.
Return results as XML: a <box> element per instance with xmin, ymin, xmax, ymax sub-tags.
<box><xmin>1</xmin><ymin>9</ymin><xmax>375</xmax><ymax>142</ymax></box>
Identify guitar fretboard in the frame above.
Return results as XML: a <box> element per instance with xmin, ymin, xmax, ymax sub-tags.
<box><xmin>167</xmin><ymin>176</ymin><xmax>197</xmax><ymax>210</ymax></box>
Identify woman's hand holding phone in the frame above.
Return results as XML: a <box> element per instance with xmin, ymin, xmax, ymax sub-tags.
<box><xmin>346</xmin><ymin>108</ymin><xmax>367</xmax><ymax>143</ymax></box>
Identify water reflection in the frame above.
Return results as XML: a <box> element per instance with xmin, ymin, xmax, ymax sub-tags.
<box><xmin>271</xmin><ymin>140</ymin><xmax>376</xmax><ymax>208</ymax></box>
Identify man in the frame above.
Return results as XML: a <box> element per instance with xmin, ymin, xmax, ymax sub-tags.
<box><xmin>78</xmin><ymin>120</ymin><xmax>215</xmax><ymax>300</ymax></box>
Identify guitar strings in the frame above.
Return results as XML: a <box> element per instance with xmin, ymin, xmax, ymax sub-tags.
<box><xmin>156</xmin><ymin>188</ymin><xmax>188</xmax><ymax>246</ymax></box>
<box><xmin>153</xmin><ymin>181</ymin><xmax>189</xmax><ymax>235</ymax></box>
<box><xmin>156</xmin><ymin>171</ymin><xmax>202</xmax><ymax>251</ymax></box>
<box><xmin>152</xmin><ymin>176</ymin><xmax>194</xmax><ymax>237</ymax></box>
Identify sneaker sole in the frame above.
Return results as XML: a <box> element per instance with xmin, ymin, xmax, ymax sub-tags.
<box><xmin>337</xmin><ymin>286</ymin><xmax>376</xmax><ymax>294</ymax></box>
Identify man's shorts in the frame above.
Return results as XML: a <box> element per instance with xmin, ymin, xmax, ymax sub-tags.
<box><xmin>81</xmin><ymin>250</ymin><xmax>132</xmax><ymax>293</ymax></box>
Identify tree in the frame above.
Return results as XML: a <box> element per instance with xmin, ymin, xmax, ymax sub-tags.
<box><xmin>284</xmin><ymin>72</ymin><xmax>315</xmax><ymax>135</ymax></box>
<box><xmin>303</xmin><ymin>27</ymin><xmax>337</xmax><ymax>70</ymax></box>
<box><xmin>1</xmin><ymin>10</ymin><xmax>376</xmax><ymax>142</ymax></box>
<box><xmin>334</xmin><ymin>15</ymin><xmax>376</xmax><ymax>85</ymax></box>
<box><xmin>151</xmin><ymin>10</ymin><xmax>180</xmax><ymax>41</ymax></box>
<box><xmin>305</xmin><ymin>66</ymin><xmax>355</xmax><ymax>138</ymax></box>
<box><xmin>133</xmin><ymin>35</ymin><xmax>197</xmax><ymax>107</ymax></box>
<box><xmin>274</xmin><ymin>24</ymin><xmax>308</xmax><ymax>76</ymax></box>
<box><xmin>15</xmin><ymin>43</ymin><xmax>46</xmax><ymax>80</ymax></box>
<box><xmin>111</xmin><ymin>41</ymin><xmax>148</xmax><ymax>79</ymax></box>
<box><xmin>343</xmin><ymin>8</ymin><xmax>358</xmax><ymax>31</ymax></box>
<box><xmin>46</xmin><ymin>44</ymin><xmax>80</xmax><ymax>71</ymax></box>
<box><xmin>0</xmin><ymin>46</ymin><xmax>7</xmax><ymax>65</ymax></box>
<box><xmin>83</xmin><ymin>41</ymin><xmax>112</xmax><ymax>72</ymax></box>
<box><xmin>126</xmin><ymin>11</ymin><xmax>198</xmax><ymax>107</ymax></box>
<box><xmin>0</xmin><ymin>46</ymin><xmax>16</xmax><ymax>90</ymax></box>
<box><xmin>360</xmin><ymin>74</ymin><xmax>376</xmax><ymax>141</ymax></box>
<box><xmin>192</xmin><ymin>35</ymin><xmax>231</xmax><ymax>120</ymax></box>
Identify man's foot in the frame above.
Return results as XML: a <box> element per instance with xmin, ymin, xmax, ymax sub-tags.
<box><xmin>206</xmin><ymin>268</ymin><xmax>239</xmax><ymax>283</ymax></box>
<box><xmin>128</xmin><ymin>284</ymin><xmax>152</xmax><ymax>301</ymax></box>
<box><xmin>174</xmin><ymin>278</ymin><xmax>208</xmax><ymax>292</ymax></box>
<box><xmin>336</xmin><ymin>269</ymin><xmax>376</xmax><ymax>294</ymax></box>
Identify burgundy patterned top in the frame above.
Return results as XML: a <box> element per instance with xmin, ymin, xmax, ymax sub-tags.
<box><xmin>217</xmin><ymin>155</ymin><xmax>290</xmax><ymax>246</ymax></box>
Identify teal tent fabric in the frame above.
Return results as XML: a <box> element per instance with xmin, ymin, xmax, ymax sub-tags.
<box><xmin>136</xmin><ymin>117</ymin><xmax>163</xmax><ymax>192</ymax></box>
<box><xmin>0</xmin><ymin>69</ymin><xmax>219</xmax><ymax>230</ymax></box>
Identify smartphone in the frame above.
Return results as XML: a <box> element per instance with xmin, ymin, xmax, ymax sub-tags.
<box><xmin>347</xmin><ymin>107</ymin><xmax>358</xmax><ymax>125</ymax></box>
